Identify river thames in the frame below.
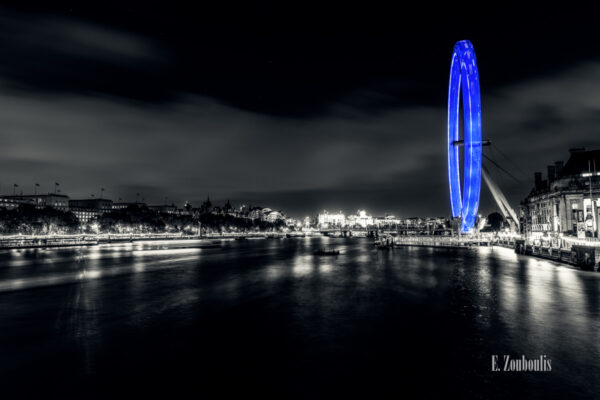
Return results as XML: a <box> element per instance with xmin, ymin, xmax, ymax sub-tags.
<box><xmin>1</xmin><ymin>237</ymin><xmax>599</xmax><ymax>399</ymax></box>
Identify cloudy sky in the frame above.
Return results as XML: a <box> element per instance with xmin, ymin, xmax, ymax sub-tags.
<box><xmin>1</xmin><ymin>3</ymin><xmax>599</xmax><ymax>217</ymax></box>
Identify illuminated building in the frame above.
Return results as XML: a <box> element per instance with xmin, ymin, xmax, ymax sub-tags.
<box><xmin>447</xmin><ymin>40</ymin><xmax>483</xmax><ymax>233</ymax></box>
<box><xmin>112</xmin><ymin>202</ymin><xmax>147</xmax><ymax>210</ymax></box>
<box><xmin>69</xmin><ymin>198</ymin><xmax>113</xmax><ymax>210</ymax></box>
<box><xmin>356</xmin><ymin>210</ymin><xmax>373</xmax><ymax>228</ymax></box>
<box><xmin>373</xmin><ymin>214</ymin><xmax>401</xmax><ymax>227</ymax></box>
<box><xmin>70</xmin><ymin>208</ymin><xmax>103</xmax><ymax>224</ymax></box>
<box><xmin>403</xmin><ymin>217</ymin><xmax>423</xmax><ymax>227</ymax></box>
<box><xmin>69</xmin><ymin>198</ymin><xmax>114</xmax><ymax>223</ymax></box>
<box><xmin>521</xmin><ymin>148</ymin><xmax>600</xmax><ymax>238</ymax></box>
<box><xmin>4</xmin><ymin>194</ymin><xmax>70</xmax><ymax>210</ymax></box>
<box><xmin>285</xmin><ymin>217</ymin><xmax>300</xmax><ymax>227</ymax></box>
<box><xmin>0</xmin><ymin>196</ymin><xmax>36</xmax><ymax>209</ymax></box>
<box><xmin>263</xmin><ymin>210</ymin><xmax>285</xmax><ymax>222</ymax></box>
<box><xmin>248</xmin><ymin>207</ymin><xmax>267</xmax><ymax>220</ymax></box>
<box><xmin>244</xmin><ymin>206</ymin><xmax>284</xmax><ymax>222</ymax></box>
<box><xmin>317</xmin><ymin>211</ymin><xmax>346</xmax><ymax>228</ymax></box>
<box><xmin>347</xmin><ymin>210</ymin><xmax>373</xmax><ymax>228</ymax></box>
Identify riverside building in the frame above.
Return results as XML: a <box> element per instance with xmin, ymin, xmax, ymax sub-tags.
<box><xmin>520</xmin><ymin>148</ymin><xmax>600</xmax><ymax>239</ymax></box>
<box><xmin>317</xmin><ymin>211</ymin><xmax>346</xmax><ymax>228</ymax></box>
<box><xmin>69</xmin><ymin>198</ymin><xmax>114</xmax><ymax>224</ymax></box>
<box><xmin>3</xmin><ymin>194</ymin><xmax>70</xmax><ymax>211</ymax></box>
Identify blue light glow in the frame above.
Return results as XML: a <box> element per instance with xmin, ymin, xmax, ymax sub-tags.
<box><xmin>447</xmin><ymin>40</ymin><xmax>482</xmax><ymax>233</ymax></box>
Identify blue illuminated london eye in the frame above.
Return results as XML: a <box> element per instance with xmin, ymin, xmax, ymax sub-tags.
<box><xmin>447</xmin><ymin>40</ymin><xmax>482</xmax><ymax>233</ymax></box>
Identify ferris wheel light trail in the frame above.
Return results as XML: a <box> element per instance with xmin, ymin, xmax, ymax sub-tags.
<box><xmin>447</xmin><ymin>40</ymin><xmax>482</xmax><ymax>233</ymax></box>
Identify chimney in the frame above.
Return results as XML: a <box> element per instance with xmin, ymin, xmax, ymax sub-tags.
<box><xmin>534</xmin><ymin>172</ymin><xmax>542</xmax><ymax>190</ymax></box>
<box><xmin>554</xmin><ymin>161</ymin><xmax>564</xmax><ymax>177</ymax></box>
<box><xmin>547</xmin><ymin>165</ymin><xmax>556</xmax><ymax>184</ymax></box>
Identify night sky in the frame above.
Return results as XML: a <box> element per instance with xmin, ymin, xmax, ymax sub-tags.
<box><xmin>1</xmin><ymin>3</ymin><xmax>599</xmax><ymax>218</ymax></box>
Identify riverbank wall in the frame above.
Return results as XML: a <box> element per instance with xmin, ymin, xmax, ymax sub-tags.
<box><xmin>393</xmin><ymin>236</ymin><xmax>600</xmax><ymax>271</ymax></box>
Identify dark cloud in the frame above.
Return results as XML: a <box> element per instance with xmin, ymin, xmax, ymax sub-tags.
<box><xmin>0</xmin><ymin>7</ymin><xmax>172</xmax><ymax>101</ymax></box>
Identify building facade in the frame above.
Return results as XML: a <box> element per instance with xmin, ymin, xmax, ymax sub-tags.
<box><xmin>317</xmin><ymin>211</ymin><xmax>346</xmax><ymax>228</ymax></box>
<box><xmin>521</xmin><ymin>148</ymin><xmax>600</xmax><ymax>238</ymax></box>
<box><xmin>373</xmin><ymin>214</ymin><xmax>402</xmax><ymax>227</ymax></box>
<box><xmin>4</xmin><ymin>194</ymin><xmax>70</xmax><ymax>210</ymax></box>
<box><xmin>263</xmin><ymin>210</ymin><xmax>285</xmax><ymax>223</ymax></box>
<box><xmin>0</xmin><ymin>196</ymin><xmax>36</xmax><ymax>209</ymax></box>
<box><xmin>346</xmin><ymin>210</ymin><xmax>373</xmax><ymax>228</ymax></box>
<box><xmin>69</xmin><ymin>198</ymin><xmax>114</xmax><ymax>224</ymax></box>
<box><xmin>112</xmin><ymin>202</ymin><xmax>147</xmax><ymax>210</ymax></box>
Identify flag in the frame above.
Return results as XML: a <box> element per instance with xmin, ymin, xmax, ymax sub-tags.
<box><xmin>35</xmin><ymin>183</ymin><xmax>39</xmax><ymax>187</ymax></box>
<box><xmin>13</xmin><ymin>184</ymin><xmax>18</xmax><ymax>187</ymax></box>
<box><xmin>55</xmin><ymin>182</ymin><xmax>59</xmax><ymax>186</ymax></box>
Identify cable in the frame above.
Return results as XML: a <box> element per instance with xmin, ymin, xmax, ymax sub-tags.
<box><xmin>490</xmin><ymin>142</ymin><xmax>528</xmax><ymax>179</ymax></box>
<box><xmin>483</xmin><ymin>154</ymin><xmax>521</xmax><ymax>184</ymax></box>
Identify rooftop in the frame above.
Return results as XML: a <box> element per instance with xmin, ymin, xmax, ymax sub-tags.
<box><xmin>558</xmin><ymin>149</ymin><xmax>600</xmax><ymax>179</ymax></box>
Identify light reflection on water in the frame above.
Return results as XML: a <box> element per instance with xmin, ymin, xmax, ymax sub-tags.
<box><xmin>0</xmin><ymin>243</ymin><xmax>206</xmax><ymax>292</ymax></box>
<box><xmin>0</xmin><ymin>237</ymin><xmax>599</xmax><ymax>398</ymax></box>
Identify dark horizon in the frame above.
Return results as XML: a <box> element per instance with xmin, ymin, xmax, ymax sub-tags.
<box><xmin>1</xmin><ymin>3</ymin><xmax>599</xmax><ymax>218</ymax></box>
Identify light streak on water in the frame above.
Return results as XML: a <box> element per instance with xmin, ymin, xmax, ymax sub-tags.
<box><xmin>0</xmin><ymin>244</ymin><xmax>207</xmax><ymax>293</ymax></box>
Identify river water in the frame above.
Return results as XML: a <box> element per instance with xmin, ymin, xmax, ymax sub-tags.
<box><xmin>0</xmin><ymin>237</ymin><xmax>599</xmax><ymax>399</ymax></box>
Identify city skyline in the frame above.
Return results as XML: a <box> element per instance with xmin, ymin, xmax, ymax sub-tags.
<box><xmin>0</xmin><ymin>5</ymin><xmax>599</xmax><ymax>218</ymax></box>
<box><xmin>0</xmin><ymin>183</ymin><xmax>449</xmax><ymax>220</ymax></box>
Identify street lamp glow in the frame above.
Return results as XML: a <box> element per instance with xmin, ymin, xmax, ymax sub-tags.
<box><xmin>447</xmin><ymin>40</ymin><xmax>483</xmax><ymax>233</ymax></box>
